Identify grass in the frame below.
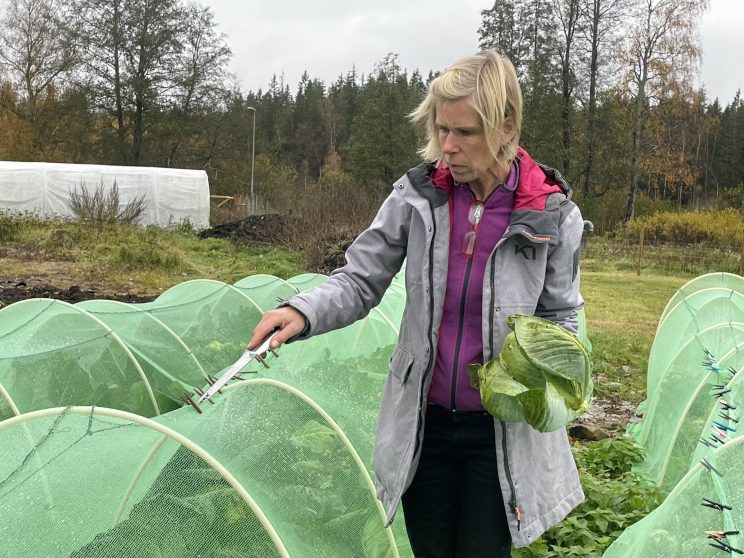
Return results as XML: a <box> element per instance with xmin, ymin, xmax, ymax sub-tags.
<box><xmin>581</xmin><ymin>271</ymin><xmax>689</xmax><ymax>403</ymax></box>
<box><xmin>0</xmin><ymin>214</ymin><xmax>305</xmax><ymax>295</ymax></box>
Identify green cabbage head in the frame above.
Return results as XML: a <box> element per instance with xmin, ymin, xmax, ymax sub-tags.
<box><xmin>467</xmin><ymin>314</ymin><xmax>593</xmax><ymax>432</ymax></box>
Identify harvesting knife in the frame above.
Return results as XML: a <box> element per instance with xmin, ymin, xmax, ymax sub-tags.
<box><xmin>197</xmin><ymin>330</ymin><xmax>279</xmax><ymax>404</ymax></box>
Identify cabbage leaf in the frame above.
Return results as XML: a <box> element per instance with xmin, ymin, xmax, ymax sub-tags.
<box><xmin>467</xmin><ymin>314</ymin><xmax>593</xmax><ymax>432</ymax></box>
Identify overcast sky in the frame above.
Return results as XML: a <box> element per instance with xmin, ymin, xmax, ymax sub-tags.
<box><xmin>204</xmin><ymin>0</ymin><xmax>742</xmax><ymax>105</ymax></box>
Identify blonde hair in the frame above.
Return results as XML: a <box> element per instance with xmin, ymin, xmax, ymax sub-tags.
<box><xmin>410</xmin><ymin>49</ymin><xmax>523</xmax><ymax>168</ymax></box>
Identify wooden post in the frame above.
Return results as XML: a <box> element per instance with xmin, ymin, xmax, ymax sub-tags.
<box><xmin>637</xmin><ymin>226</ymin><xmax>645</xmax><ymax>276</ymax></box>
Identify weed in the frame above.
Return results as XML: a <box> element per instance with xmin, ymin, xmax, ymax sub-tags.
<box><xmin>512</xmin><ymin>437</ymin><xmax>663</xmax><ymax>557</ymax></box>
<box><xmin>110</xmin><ymin>245</ymin><xmax>184</xmax><ymax>271</ymax></box>
<box><xmin>0</xmin><ymin>213</ymin><xmax>18</xmax><ymax>242</ymax></box>
<box><xmin>0</xmin><ymin>211</ymin><xmax>43</xmax><ymax>242</ymax></box>
<box><xmin>69</xmin><ymin>181</ymin><xmax>148</xmax><ymax>225</ymax></box>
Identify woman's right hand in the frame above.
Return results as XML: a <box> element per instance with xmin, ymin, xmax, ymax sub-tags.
<box><xmin>248</xmin><ymin>306</ymin><xmax>307</xmax><ymax>351</ymax></box>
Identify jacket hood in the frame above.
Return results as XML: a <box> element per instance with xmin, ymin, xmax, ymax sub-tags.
<box><xmin>413</xmin><ymin>147</ymin><xmax>570</xmax><ymax>212</ymax></box>
<box><xmin>513</xmin><ymin>147</ymin><xmax>568</xmax><ymax>210</ymax></box>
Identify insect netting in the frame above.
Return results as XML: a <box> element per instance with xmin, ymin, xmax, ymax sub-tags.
<box><xmin>627</xmin><ymin>273</ymin><xmax>744</xmax><ymax>491</ymax></box>
<box><xmin>0</xmin><ymin>271</ymin><xmax>412</xmax><ymax>557</ymax></box>
<box><xmin>608</xmin><ymin>273</ymin><xmax>744</xmax><ymax>556</ymax></box>
<box><xmin>0</xmin><ymin>268</ymin><xmax>584</xmax><ymax>557</ymax></box>
<box><xmin>603</xmin><ymin>437</ymin><xmax>744</xmax><ymax>557</ymax></box>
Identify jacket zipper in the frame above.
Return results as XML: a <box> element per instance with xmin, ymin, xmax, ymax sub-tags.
<box><xmin>500</xmin><ymin>420</ymin><xmax>521</xmax><ymax>531</ymax></box>
<box><xmin>489</xmin><ymin>249</ymin><xmax>497</xmax><ymax>357</ymax></box>
<box><xmin>451</xmin><ymin>194</ymin><xmax>482</xmax><ymax>410</ymax></box>
<box><xmin>490</xmin><ymin>240</ymin><xmax>520</xmax><ymax>532</ymax></box>
<box><xmin>449</xmin><ymin>258</ymin><xmax>474</xmax><ymax>410</ymax></box>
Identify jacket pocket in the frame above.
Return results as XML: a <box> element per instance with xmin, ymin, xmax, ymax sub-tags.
<box><xmin>389</xmin><ymin>344</ymin><xmax>415</xmax><ymax>385</ymax></box>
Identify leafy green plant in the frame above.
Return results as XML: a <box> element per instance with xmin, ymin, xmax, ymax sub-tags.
<box><xmin>512</xmin><ymin>437</ymin><xmax>663</xmax><ymax>557</ymax></box>
<box><xmin>573</xmin><ymin>435</ymin><xmax>646</xmax><ymax>478</ymax></box>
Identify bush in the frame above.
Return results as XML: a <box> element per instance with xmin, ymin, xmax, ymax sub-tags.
<box><xmin>261</xmin><ymin>165</ymin><xmax>385</xmax><ymax>273</ymax></box>
<box><xmin>69</xmin><ymin>181</ymin><xmax>148</xmax><ymax>225</ymax></box>
<box><xmin>617</xmin><ymin>208</ymin><xmax>744</xmax><ymax>247</ymax></box>
<box><xmin>512</xmin><ymin>437</ymin><xmax>663</xmax><ymax>557</ymax></box>
<box><xmin>633</xmin><ymin>192</ymin><xmax>679</xmax><ymax>218</ymax></box>
<box><xmin>713</xmin><ymin>185</ymin><xmax>744</xmax><ymax>213</ymax></box>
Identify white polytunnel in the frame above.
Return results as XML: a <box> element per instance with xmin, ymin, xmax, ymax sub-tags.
<box><xmin>0</xmin><ymin>161</ymin><xmax>210</xmax><ymax>228</ymax></box>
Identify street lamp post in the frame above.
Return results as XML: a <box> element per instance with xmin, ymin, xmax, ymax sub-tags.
<box><xmin>247</xmin><ymin>106</ymin><xmax>256</xmax><ymax>213</ymax></box>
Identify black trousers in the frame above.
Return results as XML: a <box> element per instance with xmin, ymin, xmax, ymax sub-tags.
<box><xmin>401</xmin><ymin>404</ymin><xmax>512</xmax><ymax>558</ymax></box>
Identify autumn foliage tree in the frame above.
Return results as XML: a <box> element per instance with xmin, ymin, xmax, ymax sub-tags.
<box><xmin>620</xmin><ymin>0</ymin><xmax>708</xmax><ymax>220</ymax></box>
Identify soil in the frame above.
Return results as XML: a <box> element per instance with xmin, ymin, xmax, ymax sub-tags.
<box><xmin>0</xmin><ymin>277</ymin><xmax>156</xmax><ymax>306</ymax></box>
<box><xmin>197</xmin><ymin>214</ymin><xmax>289</xmax><ymax>245</ymax></box>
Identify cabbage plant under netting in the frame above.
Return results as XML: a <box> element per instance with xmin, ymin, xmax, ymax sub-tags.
<box><xmin>0</xmin><ymin>299</ymin><xmax>161</xmax><ymax>420</ymax></box>
<box><xmin>0</xmin><ymin>269</ymin><xmax>588</xmax><ymax>557</ymax></box>
<box><xmin>133</xmin><ymin>279</ymin><xmax>265</xmax><ymax>375</ymax></box>
<box><xmin>627</xmin><ymin>273</ymin><xmax>744</xmax><ymax>490</ymax></box>
<box><xmin>0</xmin><ymin>390</ymin><xmax>399</xmax><ymax>557</ymax></box>
<box><xmin>604</xmin><ymin>437</ymin><xmax>744</xmax><ymax>557</ymax></box>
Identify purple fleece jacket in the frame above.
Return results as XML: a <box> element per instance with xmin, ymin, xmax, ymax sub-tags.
<box><xmin>427</xmin><ymin>162</ymin><xmax>518</xmax><ymax>411</ymax></box>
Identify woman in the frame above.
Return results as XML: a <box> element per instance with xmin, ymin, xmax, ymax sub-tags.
<box><xmin>248</xmin><ymin>49</ymin><xmax>585</xmax><ymax>557</ymax></box>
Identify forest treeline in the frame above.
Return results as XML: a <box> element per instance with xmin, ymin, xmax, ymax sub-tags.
<box><xmin>0</xmin><ymin>0</ymin><xmax>743</xmax><ymax>230</ymax></box>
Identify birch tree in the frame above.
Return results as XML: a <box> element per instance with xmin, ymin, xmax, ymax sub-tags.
<box><xmin>621</xmin><ymin>0</ymin><xmax>708</xmax><ymax>220</ymax></box>
<box><xmin>0</xmin><ymin>0</ymin><xmax>78</xmax><ymax>154</ymax></box>
<box><xmin>578</xmin><ymin>0</ymin><xmax>627</xmax><ymax>196</ymax></box>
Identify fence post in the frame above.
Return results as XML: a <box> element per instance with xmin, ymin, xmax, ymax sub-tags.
<box><xmin>637</xmin><ymin>226</ymin><xmax>645</xmax><ymax>276</ymax></box>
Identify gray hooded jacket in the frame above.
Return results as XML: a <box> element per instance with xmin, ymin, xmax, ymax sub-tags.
<box><xmin>285</xmin><ymin>154</ymin><xmax>586</xmax><ymax>548</ymax></box>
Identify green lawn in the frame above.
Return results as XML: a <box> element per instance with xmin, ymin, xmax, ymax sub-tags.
<box><xmin>582</xmin><ymin>271</ymin><xmax>689</xmax><ymax>403</ymax></box>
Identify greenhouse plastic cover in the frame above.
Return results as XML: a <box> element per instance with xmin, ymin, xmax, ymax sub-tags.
<box><xmin>0</xmin><ymin>270</ymin><xmax>587</xmax><ymax>557</ymax></box>
<box><xmin>607</xmin><ymin>273</ymin><xmax>744</xmax><ymax>556</ymax></box>
<box><xmin>0</xmin><ymin>161</ymin><xmax>210</xmax><ymax>228</ymax></box>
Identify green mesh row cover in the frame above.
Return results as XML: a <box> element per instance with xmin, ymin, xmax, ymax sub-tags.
<box><xmin>0</xmin><ymin>299</ymin><xmax>160</xmax><ymax>420</ymax></box>
<box><xmin>643</xmin><ymin>283</ymin><xmax>744</xmax><ymax>408</ymax></box>
<box><xmin>0</xmin><ymin>269</ymin><xmax>589</xmax><ymax>557</ymax></box>
<box><xmin>659</xmin><ymin>272</ymin><xmax>744</xmax><ymax>323</ymax></box>
<box><xmin>0</xmin><ymin>273</ymin><xmax>408</xmax><ymax>557</ymax></box>
<box><xmin>0</xmin><ymin>395</ymin><xmax>397</xmax><ymax>558</ymax></box>
<box><xmin>627</xmin><ymin>273</ymin><xmax>744</xmax><ymax>490</ymax></box>
<box><xmin>233</xmin><ymin>274</ymin><xmax>298</xmax><ymax>312</ymax></box>
<box><xmin>134</xmin><ymin>279</ymin><xmax>265</xmax><ymax>375</ymax></box>
<box><xmin>604</xmin><ymin>437</ymin><xmax>744</xmax><ymax>557</ymax></box>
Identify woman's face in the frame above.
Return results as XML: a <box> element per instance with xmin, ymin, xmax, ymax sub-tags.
<box><xmin>435</xmin><ymin>99</ymin><xmax>513</xmax><ymax>196</ymax></box>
